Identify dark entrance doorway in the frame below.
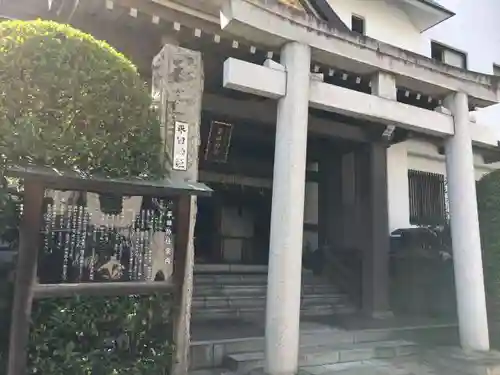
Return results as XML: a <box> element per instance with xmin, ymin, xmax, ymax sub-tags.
<box><xmin>194</xmin><ymin>112</ymin><xmax>275</xmax><ymax>265</ymax></box>
<box><xmin>194</xmin><ymin>196</ymin><xmax>218</xmax><ymax>263</ymax></box>
<box><xmin>194</xmin><ymin>183</ymin><xmax>272</xmax><ymax>265</ymax></box>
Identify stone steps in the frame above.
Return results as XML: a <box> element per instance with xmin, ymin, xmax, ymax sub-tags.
<box><xmin>189</xmin><ymin>359</ymin><xmax>437</xmax><ymax>375</ymax></box>
<box><xmin>192</xmin><ymin>270</ymin><xmax>353</xmax><ymax>321</ymax></box>
<box><xmin>194</xmin><ymin>284</ymin><xmax>338</xmax><ymax>297</ymax></box>
<box><xmin>194</xmin><ymin>272</ymin><xmax>320</xmax><ymax>287</ymax></box>
<box><xmin>223</xmin><ymin>340</ymin><xmax>418</xmax><ymax>374</ymax></box>
<box><xmin>189</xmin><ymin>324</ymin><xmax>458</xmax><ymax>370</ymax></box>
<box><xmin>192</xmin><ymin>293</ymin><xmax>347</xmax><ymax>309</ymax></box>
<box><xmin>191</xmin><ymin>303</ymin><xmax>356</xmax><ymax>321</ymax></box>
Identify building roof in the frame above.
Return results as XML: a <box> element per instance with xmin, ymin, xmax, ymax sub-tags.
<box><xmin>5</xmin><ymin>165</ymin><xmax>213</xmax><ymax>197</ymax></box>
<box><xmin>418</xmin><ymin>0</ymin><xmax>453</xmax><ymax>13</ymax></box>
<box><xmin>293</xmin><ymin>0</ymin><xmax>455</xmax><ymax>34</ymax></box>
<box><xmin>276</xmin><ymin>0</ymin><xmax>305</xmax><ymax>11</ymax></box>
<box><xmin>306</xmin><ymin>0</ymin><xmax>350</xmax><ymax>32</ymax></box>
<box><xmin>391</xmin><ymin>0</ymin><xmax>455</xmax><ymax>32</ymax></box>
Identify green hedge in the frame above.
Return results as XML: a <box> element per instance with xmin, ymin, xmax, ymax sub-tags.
<box><xmin>28</xmin><ymin>295</ymin><xmax>173</xmax><ymax>375</ymax></box>
<box><xmin>477</xmin><ymin>171</ymin><xmax>500</xmax><ymax>319</ymax></box>
<box><xmin>0</xmin><ymin>270</ymin><xmax>173</xmax><ymax>375</ymax></box>
<box><xmin>0</xmin><ymin>259</ymin><xmax>14</xmax><ymax>370</ymax></box>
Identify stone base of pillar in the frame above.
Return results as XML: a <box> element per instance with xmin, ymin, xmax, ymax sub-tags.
<box><xmin>247</xmin><ymin>368</ymin><xmax>311</xmax><ymax>375</ymax></box>
<box><xmin>248</xmin><ymin>369</ymin><xmax>312</xmax><ymax>375</ymax></box>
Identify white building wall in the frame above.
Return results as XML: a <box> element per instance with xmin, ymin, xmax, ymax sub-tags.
<box><xmin>328</xmin><ymin>0</ymin><xmax>500</xmax><ymax>75</ymax></box>
<box><xmin>326</xmin><ymin>0</ymin><xmax>427</xmax><ymax>54</ymax></box>
<box><xmin>327</xmin><ymin>0</ymin><xmax>500</xmax><ymax>135</ymax></box>
<box><xmin>387</xmin><ymin>143</ymin><xmax>410</xmax><ymax>232</ymax></box>
<box><xmin>387</xmin><ymin>139</ymin><xmax>500</xmax><ymax>232</ymax></box>
<box><xmin>424</xmin><ymin>0</ymin><xmax>500</xmax><ymax>75</ymax></box>
<box><xmin>406</xmin><ymin>140</ymin><xmax>494</xmax><ymax>179</ymax></box>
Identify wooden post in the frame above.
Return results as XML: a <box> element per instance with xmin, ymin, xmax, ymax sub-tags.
<box><xmin>172</xmin><ymin>195</ymin><xmax>195</xmax><ymax>375</ymax></box>
<box><xmin>357</xmin><ymin>143</ymin><xmax>391</xmax><ymax>317</ymax></box>
<box><xmin>7</xmin><ymin>181</ymin><xmax>45</xmax><ymax>375</ymax></box>
<box><xmin>318</xmin><ymin>148</ymin><xmax>343</xmax><ymax>250</ymax></box>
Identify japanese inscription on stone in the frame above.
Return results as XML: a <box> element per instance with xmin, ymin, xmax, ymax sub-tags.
<box><xmin>173</xmin><ymin>121</ymin><xmax>189</xmax><ymax>171</ymax></box>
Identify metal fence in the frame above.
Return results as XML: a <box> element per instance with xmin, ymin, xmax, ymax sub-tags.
<box><xmin>408</xmin><ymin>169</ymin><xmax>447</xmax><ymax>226</ymax></box>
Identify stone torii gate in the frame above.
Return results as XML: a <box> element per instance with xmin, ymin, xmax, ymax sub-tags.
<box><xmin>219</xmin><ymin>1</ymin><xmax>494</xmax><ymax>375</ymax></box>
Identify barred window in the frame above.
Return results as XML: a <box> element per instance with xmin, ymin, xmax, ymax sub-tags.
<box><xmin>408</xmin><ymin>170</ymin><xmax>447</xmax><ymax>226</ymax></box>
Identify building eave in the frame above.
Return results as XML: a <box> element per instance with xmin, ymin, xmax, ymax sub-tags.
<box><xmin>416</xmin><ymin>0</ymin><xmax>455</xmax><ymax>17</ymax></box>
<box><xmin>388</xmin><ymin>0</ymin><xmax>455</xmax><ymax>33</ymax></box>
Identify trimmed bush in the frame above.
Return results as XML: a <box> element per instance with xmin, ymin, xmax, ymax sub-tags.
<box><xmin>0</xmin><ymin>19</ymin><xmax>164</xmax><ymax>179</ymax></box>
<box><xmin>477</xmin><ymin>170</ymin><xmax>500</xmax><ymax>319</ymax></box>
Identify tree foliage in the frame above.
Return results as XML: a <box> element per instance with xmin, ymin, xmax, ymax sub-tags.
<box><xmin>0</xmin><ymin>19</ymin><xmax>165</xmax><ymax>179</ymax></box>
<box><xmin>477</xmin><ymin>170</ymin><xmax>500</xmax><ymax>319</ymax></box>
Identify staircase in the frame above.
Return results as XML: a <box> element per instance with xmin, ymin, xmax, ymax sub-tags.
<box><xmin>189</xmin><ymin>321</ymin><xmax>458</xmax><ymax>372</ymax></box>
<box><xmin>191</xmin><ymin>268</ymin><xmax>356</xmax><ymax>321</ymax></box>
<box><xmin>223</xmin><ymin>338</ymin><xmax>418</xmax><ymax>374</ymax></box>
<box><xmin>189</xmin><ymin>266</ymin><xmax>459</xmax><ymax>373</ymax></box>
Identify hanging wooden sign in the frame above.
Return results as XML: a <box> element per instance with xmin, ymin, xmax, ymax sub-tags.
<box><xmin>204</xmin><ymin>121</ymin><xmax>233</xmax><ymax>163</ymax></box>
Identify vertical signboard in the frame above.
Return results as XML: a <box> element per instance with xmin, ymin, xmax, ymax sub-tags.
<box><xmin>204</xmin><ymin>121</ymin><xmax>233</xmax><ymax>163</ymax></box>
<box><xmin>172</xmin><ymin>121</ymin><xmax>189</xmax><ymax>171</ymax></box>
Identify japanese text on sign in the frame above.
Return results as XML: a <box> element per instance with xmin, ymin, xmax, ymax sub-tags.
<box><xmin>172</xmin><ymin>121</ymin><xmax>189</xmax><ymax>171</ymax></box>
<box><xmin>204</xmin><ymin>121</ymin><xmax>233</xmax><ymax>163</ymax></box>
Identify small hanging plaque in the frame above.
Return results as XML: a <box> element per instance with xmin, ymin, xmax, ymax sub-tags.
<box><xmin>204</xmin><ymin>121</ymin><xmax>233</xmax><ymax>163</ymax></box>
<box><xmin>172</xmin><ymin>121</ymin><xmax>189</xmax><ymax>171</ymax></box>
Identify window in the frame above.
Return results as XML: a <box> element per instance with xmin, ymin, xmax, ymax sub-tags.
<box><xmin>493</xmin><ymin>64</ymin><xmax>500</xmax><ymax>76</ymax></box>
<box><xmin>408</xmin><ymin>170</ymin><xmax>447</xmax><ymax>226</ymax></box>
<box><xmin>431</xmin><ymin>41</ymin><xmax>467</xmax><ymax>69</ymax></box>
<box><xmin>351</xmin><ymin>15</ymin><xmax>365</xmax><ymax>35</ymax></box>
<box><xmin>431</xmin><ymin>42</ymin><xmax>443</xmax><ymax>61</ymax></box>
